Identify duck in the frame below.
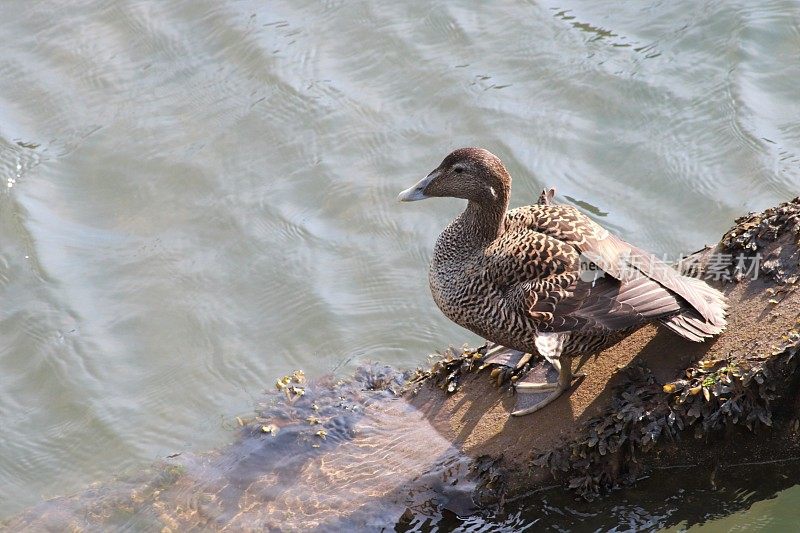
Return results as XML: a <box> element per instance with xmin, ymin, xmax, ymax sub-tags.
<box><xmin>398</xmin><ymin>147</ymin><xmax>727</xmax><ymax>416</ymax></box>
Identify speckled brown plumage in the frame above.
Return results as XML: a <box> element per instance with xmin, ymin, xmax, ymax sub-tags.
<box><xmin>399</xmin><ymin>148</ymin><xmax>727</xmax><ymax>412</ymax></box>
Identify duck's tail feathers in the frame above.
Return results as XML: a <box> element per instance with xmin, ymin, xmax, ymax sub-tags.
<box><xmin>612</xmin><ymin>240</ymin><xmax>728</xmax><ymax>328</ymax></box>
<box><xmin>659</xmin><ymin>276</ymin><xmax>728</xmax><ymax>341</ymax></box>
<box><xmin>660</xmin><ymin>310</ymin><xmax>726</xmax><ymax>342</ymax></box>
<box><xmin>680</xmin><ymin>275</ymin><xmax>728</xmax><ymax>324</ymax></box>
<box><xmin>537</xmin><ymin>187</ymin><xmax>556</xmax><ymax>206</ymax></box>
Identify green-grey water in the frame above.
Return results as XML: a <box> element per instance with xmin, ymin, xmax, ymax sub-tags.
<box><xmin>0</xmin><ymin>0</ymin><xmax>798</xmax><ymax>530</ymax></box>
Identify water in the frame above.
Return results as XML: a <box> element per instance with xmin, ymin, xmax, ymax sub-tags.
<box><xmin>0</xmin><ymin>0</ymin><xmax>797</xmax><ymax>528</ymax></box>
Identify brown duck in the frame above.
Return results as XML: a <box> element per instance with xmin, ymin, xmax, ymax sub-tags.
<box><xmin>398</xmin><ymin>148</ymin><xmax>727</xmax><ymax>415</ymax></box>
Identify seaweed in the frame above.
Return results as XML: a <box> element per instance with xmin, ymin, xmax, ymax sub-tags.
<box><xmin>533</xmin><ymin>329</ymin><xmax>800</xmax><ymax>500</ymax></box>
<box><xmin>405</xmin><ymin>344</ymin><xmax>486</xmax><ymax>395</ymax></box>
<box><xmin>470</xmin><ymin>455</ymin><xmax>507</xmax><ymax>508</ymax></box>
<box><xmin>721</xmin><ymin>197</ymin><xmax>800</xmax><ymax>284</ymax></box>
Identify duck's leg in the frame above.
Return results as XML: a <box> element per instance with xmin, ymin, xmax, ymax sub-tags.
<box><xmin>481</xmin><ymin>343</ymin><xmax>535</xmax><ymax>386</ymax></box>
<box><xmin>511</xmin><ymin>332</ymin><xmax>579</xmax><ymax>416</ymax></box>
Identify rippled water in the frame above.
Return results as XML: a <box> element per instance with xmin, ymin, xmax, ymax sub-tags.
<box><xmin>0</xmin><ymin>0</ymin><xmax>797</xmax><ymax>528</ymax></box>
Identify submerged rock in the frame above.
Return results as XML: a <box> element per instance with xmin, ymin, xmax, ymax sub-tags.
<box><xmin>4</xmin><ymin>365</ymin><xmax>489</xmax><ymax>530</ymax></box>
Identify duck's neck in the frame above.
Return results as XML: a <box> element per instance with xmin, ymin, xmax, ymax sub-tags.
<box><xmin>458</xmin><ymin>196</ymin><xmax>509</xmax><ymax>245</ymax></box>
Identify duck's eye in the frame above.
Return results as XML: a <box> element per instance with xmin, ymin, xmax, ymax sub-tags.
<box><xmin>453</xmin><ymin>166</ymin><xmax>464</xmax><ymax>174</ymax></box>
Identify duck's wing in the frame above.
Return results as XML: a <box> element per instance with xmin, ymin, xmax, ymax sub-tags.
<box><xmin>552</xmin><ymin>275</ymin><xmax>684</xmax><ymax>332</ymax></box>
<box><xmin>506</xmin><ymin>205</ymin><xmax>726</xmax><ymax>328</ymax></box>
<box><xmin>484</xmin><ymin>227</ymin><xmax>675</xmax><ymax>335</ymax></box>
<box><xmin>552</xmin><ymin>272</ymin><xmax>722</xmax><ymax>341</ymax></box>
<box><xmin>483</xmin><ymin>228</ymin><xmax>584</xmax><ymax>327</ymax></box>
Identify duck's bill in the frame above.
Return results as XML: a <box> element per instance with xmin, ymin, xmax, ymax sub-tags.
<box><xmin>397</xmin><ymin>171</ymin><xmax>438</xmax><ymax>202</ymax></box>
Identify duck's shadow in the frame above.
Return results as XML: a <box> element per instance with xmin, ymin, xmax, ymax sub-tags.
<box><xmin>446</xmin><ymin>324</ymin><xmax>717</xmax><ymax>454</ymax></box>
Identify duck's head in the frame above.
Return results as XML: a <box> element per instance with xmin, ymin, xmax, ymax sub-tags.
<box><xmin>398</xmin><ymin>147</ymin><xmax>511</xmax><ymax>205</ymax></box>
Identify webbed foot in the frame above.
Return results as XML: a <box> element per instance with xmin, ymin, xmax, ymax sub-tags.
<box><xmin>480</xmin><ymin>343</ymin><xmax>534</xmax><ymax>387</ymax></box>
<box><xmin>511</xmin><ymin>374</ymin><xmax>583</xmax><ymax>416</ymax></box>
<box><xmin>510</xmin><ymin>332</ymin><xmax>582</xmax><ymax>416</ymax></box>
